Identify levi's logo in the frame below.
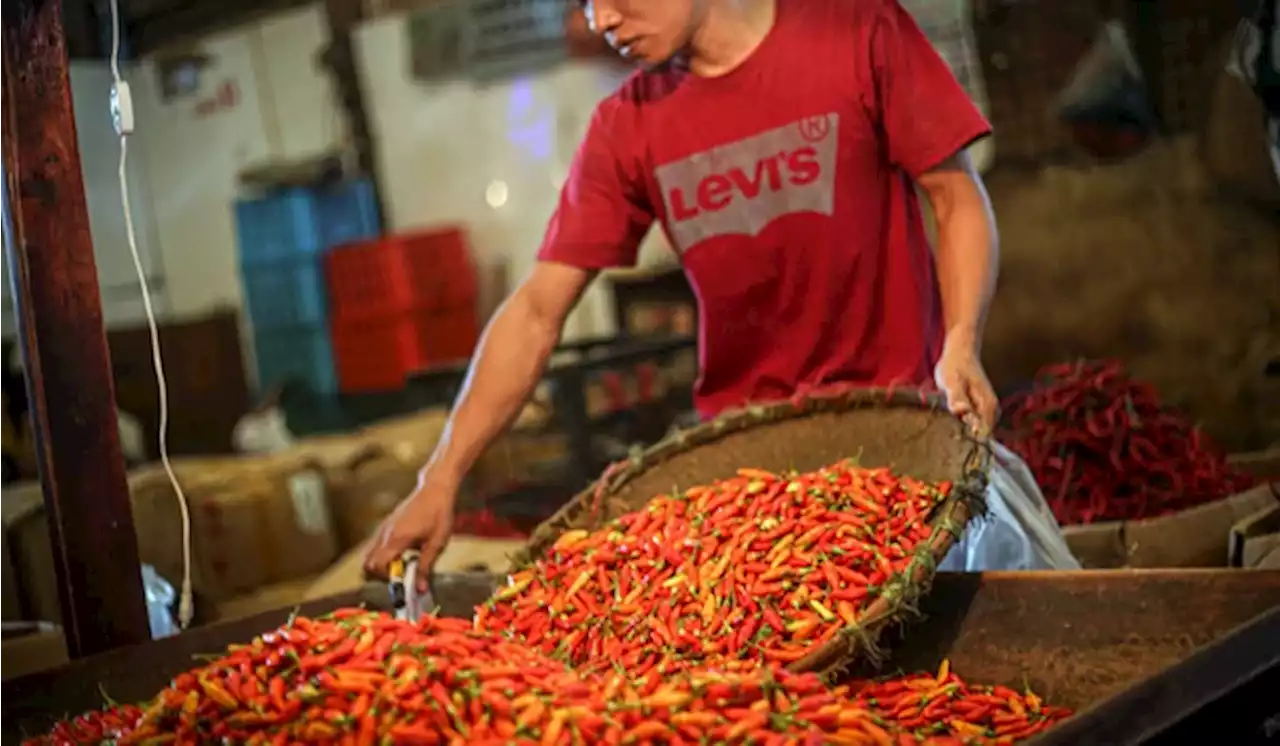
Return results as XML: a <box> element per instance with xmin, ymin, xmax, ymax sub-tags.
<box><xmin>654</xmin><ymin>113</ymin><xmax>839</xmax><ymax>253</ymax></box>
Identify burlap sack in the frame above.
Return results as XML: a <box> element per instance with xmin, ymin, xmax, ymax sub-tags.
<box><xmin>324</xmin><ymin>448</ymin><xmax>419</xmax><ymax>550</ymax></box>
<box><xmin>357</xmin><ymin>409</ymin><xmax>452</xmax><ymax>468</ymax></box>
<box><xmin>130</xmin><ymin>452</ymin><xmax>339</xmax><ymax>602</ymax></box>
<box><xmin>355</xmin><ymin>406</ymin><xmax>562</xmax><ymax>496</ymax></box>
<box><xmin>291</xmin><ymin>432</ymin><xmax>381</xmax><ymax>473</ymax></box>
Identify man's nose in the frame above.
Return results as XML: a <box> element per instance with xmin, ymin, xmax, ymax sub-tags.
<box><xmin>584</xmin><ymin>1</ymin><xmax>622</xmax><ymax>34</ymax></box>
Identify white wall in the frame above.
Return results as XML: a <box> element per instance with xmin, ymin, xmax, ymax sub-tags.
<box><xmin>2</xmin><ymin>62</ymin><xmax>166</xmax><ymax>337</ymax></box>
<box><xmin>354</xmin><ymin>15</ymin><xmax>664</xmax><ymax>340</ymax></box>
<box><xmin>132</xmin><ymin>4</ymin><xmax>342</xmax><ymax>318</ymax></box>
<box><xmin>39</xmin><ymin>5</ymin><xmax>663</xmax><ymax>344</ymax></box>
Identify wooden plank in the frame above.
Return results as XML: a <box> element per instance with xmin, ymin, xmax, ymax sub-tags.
<box><xmin>864</xmin><ymin>569</ymin><xmax>1280</xmax><ymax>710</ymax></box>
<box><xmin>1</xmin><ymin>0</ymin><xmax>151</xmax><ymax>657</ymax></box>
<box><xmin>1032</xmin><ymin>601</ymin><xmax>1278</xmax><ymax>744</ymax></box>
<box><xmin>126</xmin><ymin>0</ymin><xmax>314</xmax><ymax>53</ymax></box>
<box><xmin>319</xmin><ymin>0</ymin><xmax>388</xmax><ymax>227</ymax></box>
<box><xmin>4</xmin><ymin>570</ymin><xmax>1279</xmax><ymax>740</ymax></box>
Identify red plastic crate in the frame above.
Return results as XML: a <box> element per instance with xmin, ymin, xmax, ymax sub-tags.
<box><xmin>325</xmin><ymin>227</ymin><xmax>478</xmax><ymax>322</ymax></box>
<box><xmin>331</xmin><ymin>308</ymin><xmax>480</xmax><ymax>392</ymax></box>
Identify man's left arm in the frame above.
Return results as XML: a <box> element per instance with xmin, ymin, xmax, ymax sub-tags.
<box><xmin>917</xmin><ymin>153</ymin><xmax>1000</xmax><ymax>430</ymax></box>
<box><xmin>864</xmin><ymin>0</ymin><xmax>1000</xmax><ymax>429</ymax></box>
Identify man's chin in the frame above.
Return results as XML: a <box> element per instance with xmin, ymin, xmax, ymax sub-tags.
<box><xmin>636</xmin><ymin>51</ymin><xmax>687</xmax><ymax>73</ymax></box>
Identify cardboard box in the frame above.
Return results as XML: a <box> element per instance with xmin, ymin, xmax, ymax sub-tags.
<box><xmin>130</xmin><ymin>452</ymin><xmax>340</xmax><ymax>602</ymax></box>
<box><xmin>1228</xmin><ymin>501</ymin><xmax>1280</xmax><ymax>569</ymax></box>
<box><xmin>304</xmin><ymin>537</ymin><xmax>375</xmax><ymax>602</ymax></box>
<box><xmin>1228</xmin><ymin>448</ymin><xmax>1280</xmax><ymax>483</ymax></box>
<box><xmin>1</xmin><ymin>623</ymin><xmax>68</xmax><ymax>681</ymax></box>
<box><xmin>1124</xmin><ymin>485</ymin><xmax>1279</xmax><ymax>568</ymax></box>
<box><xmin>471</xmin><ymin>433</ymin><xmax>570</xmax><ymax>495</ymax></box>
<box><xmin>1062</xmin><ymin>521</ymin><xmax>1126</xmax><ymax>569</ymax></box>
<box><xmin>1254</xmin><ymin>544</ymin><xmax>1280</xmax><ymax>569</ymax></box>
<box><xmin>1059</xmin><ymin>484</ymin><xmax>1279</xmax><ymax>569</ymax></box>
<box><xmin>1200</xmin><ymin>43</ymin><xmax>1280</xmax><ymax>208</ymax></box>
<box><xmin>1</xmin><ymin>526</ymin><xmax>19</xmax><ymax>622</ymax></box>
<box><xmin>1</xmin><ymin>482</ymin><xmax>60</xmax><ymax>622</ymax></box>
<box><xmin>304</xmin><ymin>535</ymin><xmax>525</xmax><ymax>602</ymax></box>
<box><xmin>210</xmin><ymin>577</ymin><xmax>318</xmax><ymax>624</ymax></box>
<box><xmin>323</xmin><ymin>449</ymin><xmax>417</xmax><ymax>551</ymax></box>
<box><xmin>2</xmin><ymin>457</ymin><xmax>344</xmax><ymax>620</ymax></box>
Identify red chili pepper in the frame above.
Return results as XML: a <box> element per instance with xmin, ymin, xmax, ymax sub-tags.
<box><xmin>999</xmin><ymin>359</ymin><xmax>1257</xmax><ymax>525</ymax></box>
<box><xmin>31</xmin><ymin>460</ymin><xmax>1075</xmax><ymax>746</ymax></box>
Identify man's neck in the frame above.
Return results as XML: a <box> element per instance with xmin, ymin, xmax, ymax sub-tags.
<box><xmin>683</xmin><ymin>0</ymin><xmax>777</xmax><ymax>78</ymax></box>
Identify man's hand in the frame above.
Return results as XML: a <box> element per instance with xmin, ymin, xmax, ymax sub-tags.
<box><xmin>934</xmin><ymin>336</ymin><xmax>998</xmax><ymax>435</ymax></box>
<box><xmin>364</xmin><ymin>474</ymin><xmax>457</xmax><ymax>590</ymax></box>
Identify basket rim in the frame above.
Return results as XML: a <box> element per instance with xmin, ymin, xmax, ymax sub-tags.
<box><xmin>506</xmin><ymin>386</ymin><xmax>993</xmax><ymax>676</ymax></box>
<box><xmin>515</xmin><ymin>388</ymin><xmax>987</xmax><ymax>559</ymax></box>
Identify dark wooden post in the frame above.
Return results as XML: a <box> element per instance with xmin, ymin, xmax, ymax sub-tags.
<box><xmin>2</xmin><ymin>0</ymin><xmax>151</xmax><ymax>656</ymax></box>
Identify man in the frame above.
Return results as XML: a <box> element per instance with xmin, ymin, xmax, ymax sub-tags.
<box><xmin>367</xmin><ymin>0</ymin><xmax>1078</xmax><ymax>579</ymax></box>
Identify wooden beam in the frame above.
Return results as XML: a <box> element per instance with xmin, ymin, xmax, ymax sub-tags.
<box><xmin>126</xmin><ymin>0</ymin><xmax>313</xmax><ymax>54</ymax></box>
<box><xmin>2</xmin><ymin>0</ymin><xmax>151</xmax><ymax>657</ymax></box>
<box><xmin>59</xmin><ymin>0</ymin><xmax>106</xmax><ymax>58</ymax></box>
<box><xmin>320</xmin><ymin>0</ymin><xmax>388</xmax><ymax>227</ymax></box>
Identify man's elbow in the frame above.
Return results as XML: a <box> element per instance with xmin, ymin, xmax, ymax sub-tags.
<box><xmin>508</xmin><ymin>261</ymin><xmax>596</xmax><ymax>342</ymax></box>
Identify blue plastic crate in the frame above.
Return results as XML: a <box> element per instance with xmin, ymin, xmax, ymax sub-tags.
<box><xmin>252</xmin><ymin>324</ymin><xmax>338</xmax><ymax>395</ymax></box>
<box><xmin>241</xmin><ymin>257</ymin><xmax>329</xmax><ymax>329</ymax></box>
<box><xmin>313</xmin><ymin>180</ymin><xmax>380</xmax><ymax>249</ymax></box>
<box><xmin>235</xmin><ymin>180</ymin><xmax>380</xmax><ymax>267</ymax></box>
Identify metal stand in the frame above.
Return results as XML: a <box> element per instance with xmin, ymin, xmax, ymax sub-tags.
<box><xmin>2</xmin><ymin>0</ymin><xmax>150</xmax><ymax>656</ymax></box>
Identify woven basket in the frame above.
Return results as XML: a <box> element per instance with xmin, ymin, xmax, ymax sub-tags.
<box><xmin>509</xmin><ymin>388</ymin><xmax>991</xmax><ymax>677</ymax></box>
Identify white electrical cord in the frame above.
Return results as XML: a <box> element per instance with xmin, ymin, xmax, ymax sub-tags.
<box><xmin>108</xmin><ymin>0</ymin><xmax>195</xmax><ymax>630</ymax></box>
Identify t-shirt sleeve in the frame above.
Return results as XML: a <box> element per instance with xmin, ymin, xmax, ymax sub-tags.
<box><xmin>866</xmin><ymin>0</ymin><xmax>993</xmax><ymax>177</ymax></box>
<box><xmin>537</xmin><ymin>102</ymin><xmax>653</xmax><ymax>269</ymax></box>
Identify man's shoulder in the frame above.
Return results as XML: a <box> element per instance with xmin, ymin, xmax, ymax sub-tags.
<box><xmin>598</xmin><ymin>66</ymin><xmax>685</xmax><ymax>114</ymax></box>
<box><xmin>585</xmin><ymin>65</ymin><xmax>686</xmax><ymax>149</ymax></box>
<box><xmin>789</xmin><ymin>0</ymin><xmax>887</xmax><ymax>28</ymax></box>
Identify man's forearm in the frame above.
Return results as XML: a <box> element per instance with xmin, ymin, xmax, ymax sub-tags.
<box><xmin>421</xmin><ymin>296</ymin><xmax>560</xmax><ymax>489</ymax></box>
<box><xmin>926</xmin><ymin>166</ymin><xmax>998</xmax><ymax>352</ymax></box>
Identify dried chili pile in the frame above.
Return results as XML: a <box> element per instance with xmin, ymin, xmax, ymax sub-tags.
<box><xmin>999</xmin><ymin>360</ymin><xmax>1255</xmax><ymax>525</ymax></box>
<box><xmin>22</xmin><ymin>609</ymin><xmax>1068</xmax><ymax>745</ymax></box>
<box><xmin>483</xmin><ymin>463</ymin><xmax>952</xmax><ymax>677</ymax></box>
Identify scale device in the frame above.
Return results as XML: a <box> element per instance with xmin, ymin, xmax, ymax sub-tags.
<box><xmin>387</xmin><ymin>550</ymin><xmax>436</xmax><ymax>622</ymax></box>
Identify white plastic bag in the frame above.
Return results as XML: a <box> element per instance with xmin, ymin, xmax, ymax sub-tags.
<box><xmin>142</xmin><ymin>563</ymin><xmax>179</xmax><ymax>639</ymax></box>
<box><xmin>1055</xmin><ymin>21</ymin><xmax>1154</xmax><ymax>128</ymax></box>
<box><xmin>233</xmin><ymin>403</ymin><xmax>296</xmax><ymax>454</ymax></box>
<box><xmin>117</xmin><ymin>407</ymin><xmax>147</xmax><ymax>465</ymax></box>
<box><xmin>939</xmin><ymin>442</ymin><xmax>1081</xmax><ymax>571</ymax></box>
<box><xmin>1054</xmin><ymin>21</ymin><xmax>1157</xmax><ymax>160</ymax></box>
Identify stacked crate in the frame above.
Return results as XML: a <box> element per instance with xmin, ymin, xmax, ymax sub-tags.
<box><xmin>234</xmin><ymin>180</ymin><xmax>381</xmax><ymax>394</ymax></box>
<box><xmin>325</xmin><ymin>226</ymin><xmax>480</xmax><ymax>392</ymax></box>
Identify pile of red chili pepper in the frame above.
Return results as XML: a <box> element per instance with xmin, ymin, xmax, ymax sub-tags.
<box><xmin>452</xmin><ymin>507</ymin><xmax>527</xmax><ymax>539</ymax></box>
<box><xmin>482</xmin><ymin>463</ymin><xmax>951</xmax><ymax>677</ymax></box>
<box><xmin>25</xmin><ymin>462</ymin><xmax>1076</xmax><ymax>744</ymax></box>
<box><xmin>999</xmin><ymin>359</ymin><xmax>1256</xmax><ymax>525</ymax></box>
<box><xmin>24</xmin><ymin>609</ymin><xmax>1068</xmax><ymax>745</ymax></box>
<box><xmin>851</xmin><ymin>664</ymin><xmax>1071</xmax><ymax>743</ymax></box>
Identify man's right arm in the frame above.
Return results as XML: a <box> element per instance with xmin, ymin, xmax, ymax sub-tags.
<box><xmin>365</xmin><ymin>92</ymin><xmax>652</xmax><ymax>574</ymax></box>
<box><xmin>418</xmin><ymin>261</ymin><xmax>593</xmax><ymax>494</ymax></box>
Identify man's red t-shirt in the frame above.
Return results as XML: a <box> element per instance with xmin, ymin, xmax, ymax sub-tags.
<box><xmin>537</xmin><ymin>0</ymin><xmax>991</xmax><ymax>418</ymax></box>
